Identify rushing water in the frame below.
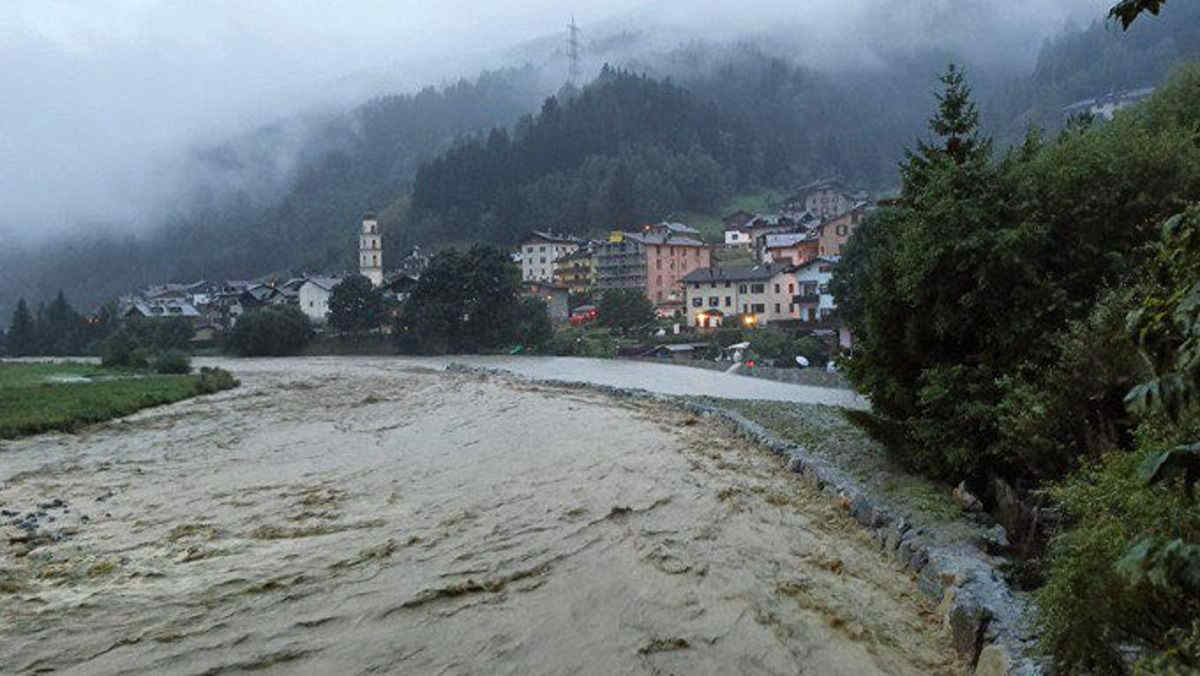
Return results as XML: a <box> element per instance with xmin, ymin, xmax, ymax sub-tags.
<box><xmin>1</xmin><ymin>358</ymin><xmax>951</xmax><ymax>675</ymax></box>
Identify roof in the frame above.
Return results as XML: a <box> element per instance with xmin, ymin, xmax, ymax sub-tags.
<box><xmin>764</xmin><ymin>232</ymin><xmax>816</xmax><ymax>248</ymax></box>
<box><xmin>681</xmin><ymin>264</ymin><xmax>791</xmax><ymax>283</ymax></box>
<box><xmin>126</xmin><ymin>301</ymin><xmax>201</xmax><ymax>318</ymax></box>
<box><xmin>621</xmin><ymin>232</ymin><xmax>706</xmax><ymax>247</ymax></box>
<box><xmin>303</xmin><ymin>276</ymin><xmax>343</xmax><ymax>292</ymax></box>
<box><xmin>794</xmin><ymin>256</ymin><xmax>840</xmax><ymax>272</ymax></box>
<box><xmin>649</xmin><ymin>221</ymin><xmax>700</xmax><ymax>235</ymax></box>
<box><xmin>523</xmin><ymin>231</ymin><xmax>581</xmax><ymax>245</ymax></box>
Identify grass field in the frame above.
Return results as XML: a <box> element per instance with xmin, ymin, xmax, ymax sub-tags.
<box><xmin>0</xmin><ymin>362</ymin><xmax>238</xmax><ymax>439</ymax></box>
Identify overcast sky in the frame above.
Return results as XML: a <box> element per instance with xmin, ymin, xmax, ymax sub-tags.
<box><xmin>0</xmin><ymin>0</ymin><xmax>1108</xmax><ymax>241</ymax></box>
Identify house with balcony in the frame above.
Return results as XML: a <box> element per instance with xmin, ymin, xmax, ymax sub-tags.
<box><xmin>520</xmin><ymin>232</ymin><xmax>581</xmax><ymax>283</ymax></box>
<box><xmin>552</xmin><ymin>246</ymin><xmax>596</xmax><ymax>294</ymax></box>
<box><xmin>594</xmin><ymin>231</ymin><xmax>710</xmax><ymax>310</ymax></box>
<box><xmin>792</xmin><ymin>257</ymin><xmax>839</xmax><ymax>323</ymax></box>
<box><xmin>681</xmin><ymin>264</ymin><xmax>797</xmax><ymax>329</ymax></box>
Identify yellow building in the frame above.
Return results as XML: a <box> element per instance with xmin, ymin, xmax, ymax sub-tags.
<box><xmin>553</xmin><ymin>246</ymin><xmax>595</xmax><ymax>294</ymax></box>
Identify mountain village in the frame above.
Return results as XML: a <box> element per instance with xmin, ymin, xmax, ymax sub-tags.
<box><xmin>113</xmin><ymin>178</ymin><xmax>866</xmax><ymax>357</ymax></box>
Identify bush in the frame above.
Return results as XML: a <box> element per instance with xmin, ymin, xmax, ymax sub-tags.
<box><xmin>194</xmin><ymin>367</ymin><xmax>239</xmax><ymax>394</ymax></box>
<box><xmin>226</xmin><ymin>306</ymin><xmax>314</xmax><ymax>356</ymax></box>
<box><xmin>153</xmin><ymin>350</ymin><xmax>192</xmax><ymax>374</ymax></box>
<box><xmin>546</xmin><ymin>326</ymin><xmax>619</xmax><ymax>358</ymax></box>
<box><xmin>515</xmin><ymin>296</ymin><xmax>554</xmax><ymax>351</ymax></box>
<box><xmin>1037</xmin><ymin>420</ymin><xmax>1200</xmax><ymax>672</ymax></box>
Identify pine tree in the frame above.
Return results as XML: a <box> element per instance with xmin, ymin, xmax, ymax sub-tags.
<box><xmin>8</xmin><ymin>299</ymin><xmax>35</xmax><ymax>357</ymax></box>
<box><xmin>900</xmin><ymin>64</ymin><xmax>992</xmax><ymax>201</ymax></box>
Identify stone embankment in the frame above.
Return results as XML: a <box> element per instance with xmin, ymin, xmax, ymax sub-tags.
<box><xmin>446</xmin><ymin>362</ymin><xmax>1044</xmax><ymax>675</ymax></box>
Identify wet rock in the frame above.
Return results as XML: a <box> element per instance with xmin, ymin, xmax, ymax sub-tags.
<box><xmin>948</xmin><ymin>599</ymin><xmax>992</xmax><ymax>663</ymax></box>
<box><xmin>977</xmin><ymin>525</ymin><xmax>1010</xmax><ymax>554</ymax></box>
<box><xmin>786</xmin><ymin>455</ymin><xmax>806</xmax><ymax>473</ymax></box>
<box><xmin>885</xmin><ymin>519</ymin><xmax>911</xmax><ymax>553</ymax></box>
<box><xmin>38</xmin><ymin>498</ymin><xmax>65</xmax><ymax>509</ymax></box>
<box><xmin>991</xmin><ymin>478</ymin><xmax>1021</xmax><ymax>530</ymax></box>
<box><xmin>0</xmin><ymin>509</ymin><xmax>16</xmax><ymax>518</ymax></box>
<box><xmin>975</xmin><ymin>644</ymin><xmax>1012</xmax><ymax>676</ymax></box>
<box><xmin>953</xmin><ymin>481</ymin><xmax>983</xmax><ymax>512</ymax></box>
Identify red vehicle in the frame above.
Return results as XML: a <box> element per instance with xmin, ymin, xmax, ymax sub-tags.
<box><xmin>569</xmin><ymin>304</ymin><xmax>598</xmax><ymax>326</ymax></box>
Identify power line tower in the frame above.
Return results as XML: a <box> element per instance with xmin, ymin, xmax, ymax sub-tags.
<box><xmin>567</xmin><ymin>16</ymin><xmax>581</xmax><ymax>86</ymax></box>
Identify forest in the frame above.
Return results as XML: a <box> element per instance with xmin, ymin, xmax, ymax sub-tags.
<box><xmin>2</xmin><ymin>2</ymin><xmax>1199</xmax><ymax>321</ymax></box>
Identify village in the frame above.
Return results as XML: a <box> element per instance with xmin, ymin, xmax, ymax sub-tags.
<box><xmin>111</xmin><ymin>178</ymin><xmax>866</xmax><ymax>366</ymax></box>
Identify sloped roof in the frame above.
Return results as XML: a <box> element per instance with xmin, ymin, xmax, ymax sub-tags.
<box><xmin>681</xmin><ymin>264</ymin><xmax>791</xmax><ymax>283</ymax></box>
<box><xmin>524</xmin><ymin>231</ymin><xmax>581</xmax><ymax>245</ymax></box>
<box><xmin>764</xmin><ymin>232</ymin><xmax>816</xmax><ymax>248</ymax></box>
<box><xmin>302</xmin><ymin>276</ymin><xmax>343</xmax><ymax>292</ymax></box>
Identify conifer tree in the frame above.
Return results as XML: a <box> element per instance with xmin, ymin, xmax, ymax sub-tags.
<box><xmin>8</xmin><ymin>299</ymin><xmax>35</xmax><ymax>357</ymax></box>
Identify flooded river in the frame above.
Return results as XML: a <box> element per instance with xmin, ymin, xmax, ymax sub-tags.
<box><xmin>1</xmin><ymin>358</ymin><xmax>953</xmax><ymax>675</ymax></box>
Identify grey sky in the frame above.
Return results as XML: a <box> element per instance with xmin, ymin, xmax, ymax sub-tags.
<box><xmin>0</xmin><ymin>0</ymin><xmax>1107</xmax><ymax>240</ymax></box>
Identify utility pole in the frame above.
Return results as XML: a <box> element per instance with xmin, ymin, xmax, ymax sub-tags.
<box><xmin>567</xmin><ymin>16</ymin><xmax>581</xmax><ymax>86</ymax></box>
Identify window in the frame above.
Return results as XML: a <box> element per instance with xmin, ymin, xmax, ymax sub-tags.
<box><xmin>751</xmin><ymin>303</ymin><xmax>766</xmax><ymax>313</ymax></box>
<box><xmin>788</xmin><ymin>283</ymin><xmax>795</xmax><ymax>294</ymax></box>
<box><xmin>774</xmin><ymin>283</ymin><xmax>780</xmax><ymax>293</ymax></box>
<box><xmin>656</xmin><ymin>291</ymin><xmax>663</xmax><ymax>301</ymax></box>
<box><xmin>789</xmin><ymin>303</ymin><xmax>795</xmax><ymax>313</ymax></box>
<box><xmin>742</xmin><ymin>304</ymin><xmax>748</xmax><ymax>313</ymax></box>
<box><xmin>738</xmin><ymin>284</ymin><xmax>747</xmax><ymax>293</ymax></box>
<box><xmin>708</xmin><ymin>297</ymin><xmax>720</xmax><ymax>307</ymax></box>
<box><xmin>539</xmin><ymin>246</ymin><xmax>545</xmax><ymax>252</ymax></box>
<box><xmin>693</xmin><ymin>283</ymin><xmax>700</xmax><ymax>290</ymax></box>
<box><xmin>692</xmin><ymin>297</ymin><xmax>703</xmax><ymax>307</ymax></box>
<box><xmin>670</xmin><ymin>246</ymin><xmax>675</xmax><ymax>255</ymax></box>
<box><xmin>656</xmin><ymin>259</ymin><xmax>662</xmax><ymax>270</ymax></box>
<box><xmin>711</xmin><ymin>282</ymin><xmax>717</xmax><ymax>289</ymax></box>
<box><xmin>750</xmin><ymin>283</ymin><xmax>765</xmax><ymax>293</ymax></box>
<box><xmin>656</xmin><ymin>276</ymin><xmax>663</xmax><ymax>286</ymax></box>
<box><xmin>725</xmin><ymin>296</ymin><xmax>731</xmax><ymax>307</ymax></box>
<box><xmin>836</xmin><ymin>225</ymin><xmax>848</xmax><ymax>236</ymax></box>
<box><xmin>774</xmin><ymin>303</ymin><xmax>781</xmax><ymax>314</ymax></box>
<box><xmin>724</xmin><ymin>281</ymin><xmax>731</xmax><ymax>288</ymax></box>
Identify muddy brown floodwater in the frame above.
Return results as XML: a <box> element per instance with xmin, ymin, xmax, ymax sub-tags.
<box><xmin>1</xmin><ymin>358</ymin><xmax>957</xmax><ymax>675</ymax></box>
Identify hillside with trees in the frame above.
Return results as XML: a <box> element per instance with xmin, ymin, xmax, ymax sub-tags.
<box><xmin>3</xmin><ymin>5</ymin><xmax>1200</xmax><ymax>321</ymax></box>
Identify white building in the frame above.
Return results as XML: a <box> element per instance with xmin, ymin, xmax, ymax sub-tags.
<box><xmin>299</xmin><ymin>276</ymin><xmax>342</xmax><ymax>324</ymax></box>
<box><xmin>793</xmin><ymin>257</ymin><xmax>838</xmax><ymax>322</ymax></box>
<box><xmin>520</xmin><ymin>231</ymin><xmax>580</xmax><ymax>282</ymax></box>
<box><xmin>360</xmin><ymin>214</ymin><xmax>383</xmax><ymax>287</ymax></box>
<box><xmin>724</xmin><ymin>228</ymin><xmax>753</xmax><ymax>248</ymax></box>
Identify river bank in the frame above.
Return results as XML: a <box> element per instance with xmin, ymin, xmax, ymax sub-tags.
<box><xmin>2</xmin><ymin>357</ymin><xmax>957</xmax><ymax>675</ymax></box>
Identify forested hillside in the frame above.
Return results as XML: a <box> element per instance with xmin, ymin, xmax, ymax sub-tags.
<box><xmin>3</xmin><ymin>5</ymin><xmax>1200</xmax><ymax>321</ymax></box>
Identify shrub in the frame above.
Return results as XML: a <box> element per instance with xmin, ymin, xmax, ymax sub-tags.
<box><xmin>514</xmin><ymin>296</ymin><xmax>553</xmax><ymax>351</ymax></box>
<box><xmin>1037</xmin><ymin>420</ymin><xmax>1200</xmax><ymax>672</ymax></box>
<box><xmin>153</xmin><ymin>350</ymin><xmax>192</xmax><ymax>374</ymax></box>
<box><xmin>194</xmin><ymin>367</ymin><xmax>239</xmax><ymax>394</ymax></box>
<box><xmin>546</xmin><ymin>326</ymin><xmax>618</xmax><ymax>358</ymax></box>
<box><xmin>226</xmin><ymin>306</ymin><xmax>314</xmax><ymax>356</ymax></box>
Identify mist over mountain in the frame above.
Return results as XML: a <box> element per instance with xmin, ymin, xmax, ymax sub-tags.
<box><xmin>2</xmin><ymin>0</ymin><xmax>1198</xmax><ymax>323</ymax></box>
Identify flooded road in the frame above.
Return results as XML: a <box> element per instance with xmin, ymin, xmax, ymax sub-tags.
<box><xmin>1</xmin><ymin>358</ymin><xmax>951</xmax><ymax>675</ymax></box>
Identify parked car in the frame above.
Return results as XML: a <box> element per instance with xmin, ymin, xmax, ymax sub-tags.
<box><xmin>569</xmin><ymin>304</ymin><xmax>598</xmax><ymax>326</ymax></box>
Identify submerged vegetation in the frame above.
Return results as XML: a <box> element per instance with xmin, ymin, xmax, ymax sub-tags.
<box><xmin>0</xmin><ymin>362</ymin><xmax>239</xmax><ymax>439</ymax></box>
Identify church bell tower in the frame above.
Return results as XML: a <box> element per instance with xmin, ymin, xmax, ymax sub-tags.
<box><xmin>359</xmin><ymin>213</ymin><xmax>383</xmax><ymax>287</ymax></box>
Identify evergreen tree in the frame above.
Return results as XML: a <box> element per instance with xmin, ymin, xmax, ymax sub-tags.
<box><xmin>8</xmin><ymin>299</ymin><xmax>36</xmax><ymax>357</ymax></box>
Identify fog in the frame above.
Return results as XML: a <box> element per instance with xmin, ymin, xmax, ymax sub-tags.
<box><xmin>0</xmin><ymin>0</ymin><xmax>1107</xmax><ymax>242</ymax></box>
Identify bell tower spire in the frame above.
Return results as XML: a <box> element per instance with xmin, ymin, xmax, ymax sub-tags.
<box><xmin>359</xmin><ymin>212</ymin><xmax>383</xmax><ymax>287</ymax></box>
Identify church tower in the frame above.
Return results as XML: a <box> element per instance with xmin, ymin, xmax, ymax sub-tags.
<box><xmin>359</xmin><ymin>213</ymin><xmax>383</xmax><ymax>287</ymax></box>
